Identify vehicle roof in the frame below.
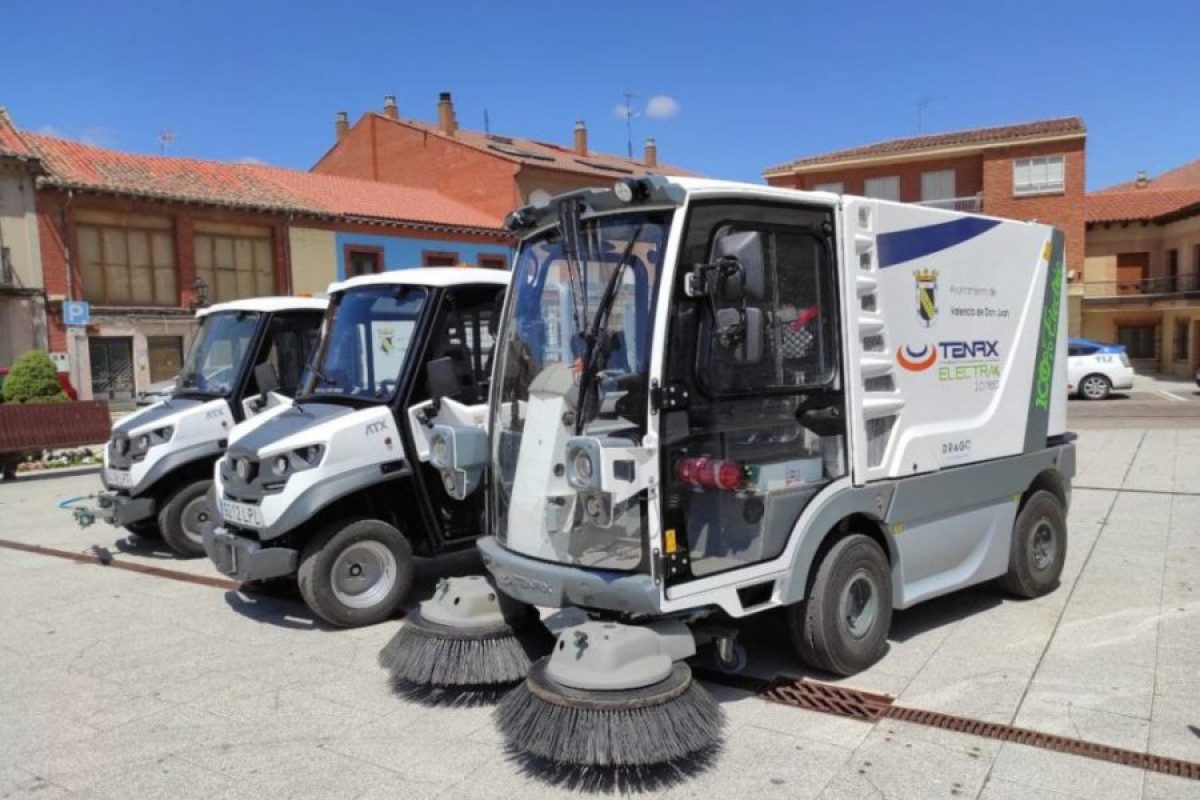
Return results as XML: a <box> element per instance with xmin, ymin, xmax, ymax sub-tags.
<box><xmin>197</xmin><ymin>296</ymin><xmax>328</xmax><ymax>317</ymax></box>
<box><xmin>1068</xmin><ymin>337</ymin><xmax>1125</xmax><ymax>352</ymax></box>
<box><xmin>327</xmin><ymin>266</ymin><xmax>510</xmax><ymax>295</ymax></box>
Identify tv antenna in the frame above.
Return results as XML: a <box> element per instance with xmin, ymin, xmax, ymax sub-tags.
<box><xmin>158</xmin><ymin>130</ymin><xmax>176</xmax><ymax>155</ymax></box>
<box><xmin>916</xmin><ymin>96</ymin><xmax>934</xmax><ymax>133</ymax></box>
<box><xmin>622</xmin><ymin>92</ymin><xmax>638</xmax><ymax>158</ymax></box>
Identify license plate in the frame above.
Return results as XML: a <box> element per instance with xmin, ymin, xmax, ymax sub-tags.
<box><xmin>107</xmin><ymin>469</ymin><xmax>132</xmax><ymax>488</ymax></box>
<box><xmin>220</xmin><ymin>499</ymin><xmax>264</xmax><ymax>528</ymax></box>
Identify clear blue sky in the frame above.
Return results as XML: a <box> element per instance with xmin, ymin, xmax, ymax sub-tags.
<box><xmin>4</xmin><ymin>0</ymin><xmax>1197</xmax><ymax>190</ymax></box>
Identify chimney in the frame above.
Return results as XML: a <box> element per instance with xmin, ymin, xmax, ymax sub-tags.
<box><xmin>437</xmin><ymin>92</ymin><xmax>457</xmax><ymax>135</ymax></box>
<box><xmin>1135</xmin><ymin>169</ymin><xmax>1148</xmax><ymax>189</ymax></box>
<box><xmin>643</xmin><ymin>137</ymin><xmax>658</xmax><ymax>168</ymax></box>
<box><xmin>573</xmin><ymin>120</ymin><xmax>588</xmax><ymax>155</ymax></box>
<box><xmin>383</xmin><ymin>95</ymin><xmax>398</xmax><ymax>120</ymax></box>
<box><xmin>335</xmin><ymin>111</ymin><xmax>349</xmax><ymax>142</ymax></box>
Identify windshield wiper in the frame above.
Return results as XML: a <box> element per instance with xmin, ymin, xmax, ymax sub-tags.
<box><xmin>574</xmin><ymin>225</ymin><xmax>644</xmax><ymax>434</ymax></box>
<box><xmin>557</xmin><ymin>197</ymin><xmax>590</xmax><ymax>342</ymax></box>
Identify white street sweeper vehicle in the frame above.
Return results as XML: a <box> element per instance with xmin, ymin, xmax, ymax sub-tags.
<box><xmin>86</xmin><ymin>297</ymin><xmax>326</xmax><ymax>557</ymax></box>
<box><xmin>203</xmin><ymin>268</ymin><xmax>509</xmax><ymax>628</ymax></box>
<box><xmin>380</xmin><ymin>176</ymin><xmax>1075</xmax><ymax>770</ymax></box>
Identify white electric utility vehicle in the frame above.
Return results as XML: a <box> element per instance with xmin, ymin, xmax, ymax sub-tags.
<box><xmin>92</xmin><ymin>298</ymin><xmax>327</xmax><ymax>556</ymax></box>
<box><xmin>410</xmin><ymin>177</ymin><xmax>1075</xmax><ymax>761</ymax></box>
<box><xmin>204</xmin><ymin>268</ymin><xmax>508</xmax><ymax>627</ymax></box>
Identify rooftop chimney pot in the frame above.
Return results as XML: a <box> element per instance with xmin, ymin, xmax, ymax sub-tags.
<box><xmin>643</xmin><ymin>137</ymin><xmax>658</xmax><ymax>168</ymax></box>
<box><xmin>1135</xmin><ymin>169</ymin><xmax>1148</xmax><ymax>188</ymax></box>
<box><xmin>437</xmin><ymin>92</ymin><xmax>457</xmax><ymax>135</ymax></box>
<box><xmin>573</xmin><ymin>120</ymin><xmax>588</xmax><ymax>155</ymax></box>
<box><xmin>383</xmin><ymin>95</ymin><xmax>398</xmax><ymax>120</ymax></box>
<box><xmin>335</xmin><ymin>111</ymin><xmax>350</xmax><ymax>142</ymax></box>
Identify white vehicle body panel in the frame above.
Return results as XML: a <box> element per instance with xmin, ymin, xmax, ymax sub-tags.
<box><xmin>104</xmin><ymin>398</ymin><xmax>233</xmax><ymax>493</ymax></box>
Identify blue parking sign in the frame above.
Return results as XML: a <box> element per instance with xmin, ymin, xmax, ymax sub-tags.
<box><xmin>63</xmin><ymin>301</ymin><xmax>90</xmax><ymax>326</ymax></box>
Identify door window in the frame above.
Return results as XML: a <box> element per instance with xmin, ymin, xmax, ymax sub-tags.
<box><xmin>250</xmin><ymin>312</ymin><xmax>325</xmax><ymax>397</ymax></box>
<box><xmin>88</xmin><ymin>337</ymin><xmax>135</xmax><ymax>401</ymax></box>
<box><xmin>662</xmin><ymin>201</ymin><xmax>846</xmax><ymax>582</ymax></box>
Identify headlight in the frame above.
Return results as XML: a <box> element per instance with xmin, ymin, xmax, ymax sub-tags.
<box><xmin>430</xmin><ymin>434</ymin><xmax>450</xmax><ymax>469</ymax></box>
<box><xmin>234</xmin><ymin>458</ymin><xmax>251</xmax><ymax>480</ymax></box>
<box><xmin>269</xmin><ymin>455</ymin><xmax>289</xmax><ymax>477</ymax></box>
<box><xmin>567</xmin><ymin>446</ymin><xmax>597</xmax><ymax>490</ymax></box>
<box><xmin>135</xmin><ymin>435</ymin><xmax>149</xmax><ymax>451</ymax></box>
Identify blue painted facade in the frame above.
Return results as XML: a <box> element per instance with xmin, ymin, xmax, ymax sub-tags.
<box><xmin>334</xmin><ymin>231</ymin><xmax>511</xmax><ymax>279</ymax></box>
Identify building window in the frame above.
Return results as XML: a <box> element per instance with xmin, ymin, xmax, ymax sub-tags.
<box><xmin>920</xmin><ymin>170</ymin><xmax>956</xmax><ymax>202</ymax></box>
<box><xmin>478</xmin><ymin>253</ymin><xmax>508</xmax><ymax>270</ymax></box>
<box><xmin>1116</xmin><ymin>325</ymin><xmax>1156</xmax><ymax>359</ymax></box>
<box><xmin>812</xmin><ymin>181</ymin><xmax>844</xmax><ymax>193</ymax></box>
<box><xmin>194</xmin><ymin>226</ymin><xmax>274</xmax><ymax>303</ymax></box>
<box><xmin>1168</xmin><ymin>249</ymin><xmax>1180</xmax><ymax>292</ymax></box>
<box><xmin>422</xmin><ymin>250</ymin><xmax>460</xmax><ymax>267</ymax></box>
<box><xmin>1175</xmin><ymin>319</ymin><xmax>1189</xmax><ymax>362</ymax></box>
<box><xmin>78</xmin><ymin>220</ymin><xmax>176</xmax><ymax>306</ymax></box>
<box><xmin>864</xmin><ymin>176</ymin><xmax>900</xmax><ymax>201</ymax></box>
<box><xmin>1013</xmin><ymin>155</ymin><xmax>1065</xmax><ymax>195</ymax></box>
<box><xmin>345</xmin><ymin>246</ymin><xmax>383</xmax><ymax>278</ymax></box>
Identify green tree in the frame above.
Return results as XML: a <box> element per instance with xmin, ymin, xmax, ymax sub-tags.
<box><xmin>2</xmin><ymin>350</ymin><xmax>67</xmax><ymax>404</ymax></box>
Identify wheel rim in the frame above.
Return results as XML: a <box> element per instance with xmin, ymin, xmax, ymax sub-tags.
<box><xmin>331</xmin><ymin>540</ymin><xmax>397</xmax><ymax>610</ymax></box>
<box><xmin>839</xmin><ymin>569</ymin><xmax>879</xmax><ymax>640</ymax></box>
<box><xmin>180</xmin><ymin>495</ymin><xmax>211</xmax><ymax>545</ymax></box>
<box><xmin>1082</xmin><ymin>376</ymin><xmax>1107</xmax><ymax>398</ymax></box>
<box><xmin>1030</xmin><ymin>518</ymin><xmax>1057</xmax><ymax>572</ymax></box>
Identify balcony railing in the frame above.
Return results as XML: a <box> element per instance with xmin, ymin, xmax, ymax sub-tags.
<box><xmin>1083</xmin><ymin>273</ymin><xmax>1200</xmax><ymax>299</ymax></box>
<box><xmin>917</xmin><ymin>194</ymin><xmax>982</xmax><ymax>212</ymax></box>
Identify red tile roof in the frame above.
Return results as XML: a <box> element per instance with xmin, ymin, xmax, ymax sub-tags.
<box><xmin>23</xmin><ymin>132</ymin><xmax>507</xmax><ymax>234</ymax></box>
<box><xmin>1097</xmin><ymin>157</ymin><xmax>1200</xmax><ymax>193</ymax></box>
<box><xmin>1085</xmin><ymin>186</ymin><xmax>1200</xmax><ymax>224</ymax></box>
<box><xmin>0</xmin><ymin>108</ymin><xmax>43</xmax><ymax>169</ymax></box>
<box><xmin>364</xmin><ymin>113</ymin><xmax>699</xmax><ymax>179</ymax></box>
<box><xmin>764</xmin><ymin>116</ymin><xmax>1086</xmax><ymax>175</ymax></box>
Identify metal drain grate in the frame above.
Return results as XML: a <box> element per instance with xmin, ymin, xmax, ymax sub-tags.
<box><xmin>763</xmin><ymin>677</ymin><xmax>894</xmax><ymax>721</ymax></box>
<box><xmin>759</xmin><ymin>676</ymin><xmax>1200</xmax><ymax>781</ymax></box>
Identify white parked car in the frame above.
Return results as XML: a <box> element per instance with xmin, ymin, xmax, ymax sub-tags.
<box><xmin>1067</xmin><ymin>338</ymin><xmax>1134</xmax><ymax>400</ymax></box>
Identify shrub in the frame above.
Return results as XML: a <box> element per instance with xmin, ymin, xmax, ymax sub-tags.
<box><xmin>3</xmin><ymin>350</ymin><xmax>67</xmax><ymax>404</ymax></box>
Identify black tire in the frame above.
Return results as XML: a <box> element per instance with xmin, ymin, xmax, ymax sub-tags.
<box><xmin>1078</xmin><ymin>373</ymin><xmax>1111</xmax><ymax>401</ymax></box>
<box><xmin>157</xmin><ymin>480</ymin><xmax>213</xmax><ymax>558</ymax></box>
<box><xmin>1001</xmin><ymin>490</ymin><xmax>1067</xmax><ymax>599</ymax></box>
<box><xmin>788</xmin><ymin>534</ymin><xmax>892</xmax><ymax>676</ymax></box>
<box><xmin>124</xmin><ymin>520</ymin><xmax>162</xmax><ymax>539</ymax></box>
<box><xmin>297</xmin><ymin>518</ymin><xmax>414</xmax><ymax>628</ymax></box>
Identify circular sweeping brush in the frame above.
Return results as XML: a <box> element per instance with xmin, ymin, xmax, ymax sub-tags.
<box><xmin>494</xmin><ymin>621</ymin><xmax>724</xmax><ymax>767</ymax></box>
<box><xmin>378</xmin><ymin>576</ymin><xmax>553</xmax><ymax>700</ymax></box>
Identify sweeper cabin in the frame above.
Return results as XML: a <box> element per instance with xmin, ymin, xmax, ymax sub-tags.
<box><xmin>84</xmin><ymin>297</ymin><xmax>327</xmax><ymax>557</ymax></box>
<box><xmin>381</xmin><ymin>176</ymin><xmax>1074</xmax><ymax>770</ymax></box>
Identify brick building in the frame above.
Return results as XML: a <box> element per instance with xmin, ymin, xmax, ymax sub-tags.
<box><xmin>0</xmin><ymin>109</ymin><xmax>48</xmax><ymax>367</ymax></box>
<box><xmin>1082</xmin><ymin>160</ymin><xmax>1200</xmax><ymax>375</ymax></box>
<box><xmin>22</xmin><ymin>131</ymin><xmax>509</xmax><ymax>403</ymax></box>
<box><xmin>763</xmin><ymin>117</ymin><xmax>1087</xmax><ymax>331</ymax></box>
<box><xmin>313</xmin><ymin>93</ymin><xmax>694</xmax><ymax>221</ymax></box>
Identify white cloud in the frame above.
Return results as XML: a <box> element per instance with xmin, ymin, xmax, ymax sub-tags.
<box><xmin>645</xmin><ymin>95</ymin><xmax>681</xmax><ymax>119</ymax></box>
<box><xmin>236</xmin><ymin>155</ymin><xmax>268</xmax><ymax>166</ymax></box>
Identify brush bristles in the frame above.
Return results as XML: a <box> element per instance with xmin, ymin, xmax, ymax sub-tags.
<box><xmin>378</xmin><ymin>622</ymin><xmax>541</xmax><ymax>687</ymax></box>
<box><xmin>495</xmin><ymin>680</ymin><xmax>724</xmax><ymax>767</ymax></box>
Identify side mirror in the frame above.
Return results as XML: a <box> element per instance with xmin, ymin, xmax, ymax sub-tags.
<box><xmin>254</xmin><ymin>362</ymin><xmax>279</xmax><ymax>397</ymax></box>
<box><xmin>716</xmin><ymin>306</ymin><xmax>765</xmax><ymax>365</ymax></box>
<box><xmin>427</xmin><ymin>356</ymin><xmax>463</xmax><ymax>407</ymax></box>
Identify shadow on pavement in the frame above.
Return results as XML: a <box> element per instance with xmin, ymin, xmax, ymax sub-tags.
<box><xmin>112</xmin><ymin>534</ymin><xmax>181</xmax><ymax>560</ymax></box>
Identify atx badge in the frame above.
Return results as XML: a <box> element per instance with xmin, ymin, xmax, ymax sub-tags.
<box><xmin>914</xmin><ymin>268</ymin><xmax>938</xmax><ymax>327</ymax></box>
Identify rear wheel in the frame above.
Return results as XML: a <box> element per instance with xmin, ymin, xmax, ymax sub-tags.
<box><xmin>1001</xmin><ymin>490</ymin><xmax>1067</xmax><ymax>599</ymax></box>
<box><xmin>158</xmin><ymin>480</ymin><xmax>212</xmax><ymax>558</ymax></box>
<box><xmin>1079</xmin><ymin>373</ymin><xmax>1111</xmax><ymax>400</ymax></box>
<box><xmin>788</xmin><ymin>534</ymin><xmax>892</xmax><ymax>676</ymax></box>
<box><xmin>297</xmin><ymin>518</ymin><xmax>414</xmax><ymax>628</ymax></box>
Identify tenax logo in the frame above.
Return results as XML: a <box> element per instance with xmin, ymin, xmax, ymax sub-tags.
<box><xmin>898</xmin><ymin>340</ymin><xmax>1001</xmax><ymax>373</ymax></box>
<box><xmin>896</xmin><ymin>344</ymin><xmax>937</xmax><ymax>372</ymax></box>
